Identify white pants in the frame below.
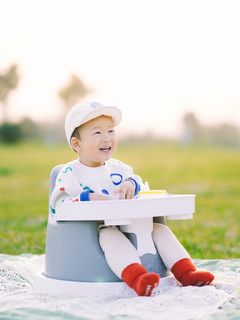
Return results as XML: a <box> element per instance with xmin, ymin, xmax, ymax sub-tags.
<box><xmin>99</xmin><ymin>223</ymin><xmax>190</xmax><ymax>279</ymax></box>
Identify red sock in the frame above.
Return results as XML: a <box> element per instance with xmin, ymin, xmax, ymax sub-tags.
<box><xmin>171</xmin><ymin>258</ymin><xmax>214</xmax><ymax>286</ymax></box>
<box><xmin>121</xmin><ymin>263</ymin><xmax>160</xmax><ymax>296</ymax></box>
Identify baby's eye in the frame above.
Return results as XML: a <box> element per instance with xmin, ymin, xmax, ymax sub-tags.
<box><xmin>109</xmin><ymin>129</ymin><xmax>115</xmax><ymax>133</ymax></box>
<box><xmin>94</xmin><ymin>131</ymin><xmax>101</xmax><ymax>135</ymax></box>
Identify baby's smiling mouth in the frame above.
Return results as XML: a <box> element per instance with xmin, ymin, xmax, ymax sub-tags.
<box><xmin>99</xmin><ymin>147</ymin><xmax>111</xmax><ymax>152</ymax></box>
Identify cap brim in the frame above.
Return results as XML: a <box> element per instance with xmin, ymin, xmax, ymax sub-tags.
<box><xmin>82</xmin><ymin>106</ymin><xmax>122</xmax><ymax>126</ymax></box>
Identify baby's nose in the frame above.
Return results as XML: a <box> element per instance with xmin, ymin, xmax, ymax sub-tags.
<box><xmin>102</xmin><ymin>133</ymin><xmax>111</xmax><ymax>141</ymax></box>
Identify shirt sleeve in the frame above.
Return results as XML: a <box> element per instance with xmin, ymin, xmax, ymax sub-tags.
<box><xmin>49</xmin><ymin>164</ymin><xmax>93</xmax><ymax>215</ymax></box>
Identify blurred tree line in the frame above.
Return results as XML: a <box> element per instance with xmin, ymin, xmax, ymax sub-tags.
<box><xmin>0</xmin><ymin>63</ymin><xmax>240</xmax><ymax>147</ymax></box>
<box><xmin>0</xmin><ymin>64</ymin><xmax>19</xmax><ymax>123</ymax></box>
<box><xmin>181</xmin><ymin>112</ymin><xmax>240</xmax><ymax>147</ymax></box>
<box><xmin>0</xmin><ymin>64</ymin><xmax>91</xmax><ymax>143</ymax></box>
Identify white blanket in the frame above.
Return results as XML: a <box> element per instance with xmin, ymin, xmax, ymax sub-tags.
<box><xmin>0</xmin><ymin>254</ymin><xmax>239</xmax><ymax>320</ymax></box>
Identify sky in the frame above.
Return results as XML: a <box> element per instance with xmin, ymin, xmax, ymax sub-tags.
<box><xmin>1</xmin><ymin>0</ymin><xmax>240</xmax><ymax>138</ymax></box>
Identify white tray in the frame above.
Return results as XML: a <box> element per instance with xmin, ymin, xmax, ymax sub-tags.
<box><xmin>55</xmin><ymin>194</ymin><xmax>196</xmax><ymax>224</ymax></box>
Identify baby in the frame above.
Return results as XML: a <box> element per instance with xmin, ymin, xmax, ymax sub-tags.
<box><xmin>50</xmin><ymin>101</ymin><xmax>214</xmax><ymax>296</ymax></box>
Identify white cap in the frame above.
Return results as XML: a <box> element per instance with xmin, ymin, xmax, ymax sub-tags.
<box><xmin>65</xmin><ymin>101</ymin><xmax>122</xmax><ymax>147</ymax></box>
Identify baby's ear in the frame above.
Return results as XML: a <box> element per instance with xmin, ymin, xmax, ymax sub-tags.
<box><xmin>71</xmin><ymin>137</ymin><xmax>81</xmax><ymax>152</ymax></box>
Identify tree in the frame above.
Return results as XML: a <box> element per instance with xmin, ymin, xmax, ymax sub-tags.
<box><xmin>181</xmin><ymin>111</ymin><xmax>240</xmax><ymax>147</ymax></box>
<box><xmin>0</xmin><ymin>122</ymin><xmax>22</xmax><ymax>143</ymax></box>
<box><xmin>58</xmin><ymin>75</ymin><xmax>92</xmax><ymax>113</ymax></box>
<box><xmin>0</xmin><ymin>64</ymin><xmax>20</xmax><ymax>122</ymax></box>
<box><xmin>182</xmin><ymin>112</ymin><xmax>201</xmax><ymax>144</ymax></box>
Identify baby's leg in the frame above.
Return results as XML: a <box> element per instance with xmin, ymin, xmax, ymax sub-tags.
<box><xmin>99</xmin><ymin>226</ymin><xmax>141</xmax><ymax>277</ymax></box>
<box><xmin>152</xmin><ymin>223</ymin><xmax>190</xmax><ymax>270</ymax></box>
<box><xmin>152</xmin><ymin>223</ymin><xmax>214</xmax><ymax>286</ymax></box>
<box><xmin>99</xmin><ymin>226</ymin><xmax>159</xmax><ymax>296</ymax></box>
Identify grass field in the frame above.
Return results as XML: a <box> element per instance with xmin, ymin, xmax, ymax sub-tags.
<box><xmin>0</xmin><ymin>141</ymin><xmax>239</xmax><ymax>259</ymax></box>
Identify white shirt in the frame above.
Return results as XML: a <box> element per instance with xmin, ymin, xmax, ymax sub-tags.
<box><xmin>50</xmin><ymin>158</ymin><xmax>145</xmax><ymax>215</ymax></box>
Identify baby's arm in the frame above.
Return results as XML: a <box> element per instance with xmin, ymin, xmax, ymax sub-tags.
<box><xmin>89</xmin><ymin>193</ymin><xmax>108</xmax><ymax>201</ymax></box>
<box><xmin>50</xmin><ymin>164</ymin><xmax>110</xmax><ymax>209</ymax></box>
<box><xmin>50</xmin><ymin>164</ymin><xmax>94</xmax><ymax>212</ymax></box>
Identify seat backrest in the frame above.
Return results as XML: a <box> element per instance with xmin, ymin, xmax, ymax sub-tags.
<box><xmin>49</xmin><ymin>165</ymin><xmax>64</xmax><ymax>198</ymax></box>
<box><xmin>48</xmin><ymin>164</ymin><xmax>64</xmax><ymax>217</ymax></box>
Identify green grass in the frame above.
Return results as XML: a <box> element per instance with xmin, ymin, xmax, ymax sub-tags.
<box><xmin>0</xmin><ymin>141</ymin><xmax>239</xmax><ymax>259</ymax></box>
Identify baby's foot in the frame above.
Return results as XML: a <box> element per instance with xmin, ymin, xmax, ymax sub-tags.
<box><xmin>132</xmin><ymin>272</ymin><xmax>160</xmax><ymax>296</ymax></box>
<box><xmin>171</xmin><ymin>258</ymin><xmax>214</xmax><ymax>287</ymax></box>
<box><xmin>181</xmin><ymin>270</ymin><xmax>214</xmax><ymax>286</ymax></box>
<box><xmin>121</xmin><ymin>263</ymin><xmax>160</xmax><ymax>296</ymax></box>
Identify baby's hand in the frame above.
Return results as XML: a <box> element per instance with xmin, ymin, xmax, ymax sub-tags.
<box><xmin>89</xmin><ymin>193</ymin><xmax>108</xmax><ymax>201</ymax></box>
<box><xmin>114</xmin><ymin>180</ymin><xmax>135</xmax><ymax>200</ymax></box>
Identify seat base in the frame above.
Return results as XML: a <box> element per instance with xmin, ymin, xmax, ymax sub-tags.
<box><xmin>35</xmin><ymin>271</ymin><xmax>177</xmax><ymax>296</ymax></box>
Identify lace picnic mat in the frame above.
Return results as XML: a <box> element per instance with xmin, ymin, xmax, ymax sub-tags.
<box><xmin>0</xmin><ymin>254</ymin><xmax>240</xmax><ymax>319</ymax></box>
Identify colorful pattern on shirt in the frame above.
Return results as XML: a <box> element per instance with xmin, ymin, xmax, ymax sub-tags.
<box><xmin>50</xmin><ymin>158</ymin><xmax>145</xmax><ymax>213</ymax></box>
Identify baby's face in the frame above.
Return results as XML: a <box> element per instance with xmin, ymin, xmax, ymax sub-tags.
<box><xmin>74</xmin><ymin>115</ymin><xmax>118</xmax><ymax>167</ymax></box>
